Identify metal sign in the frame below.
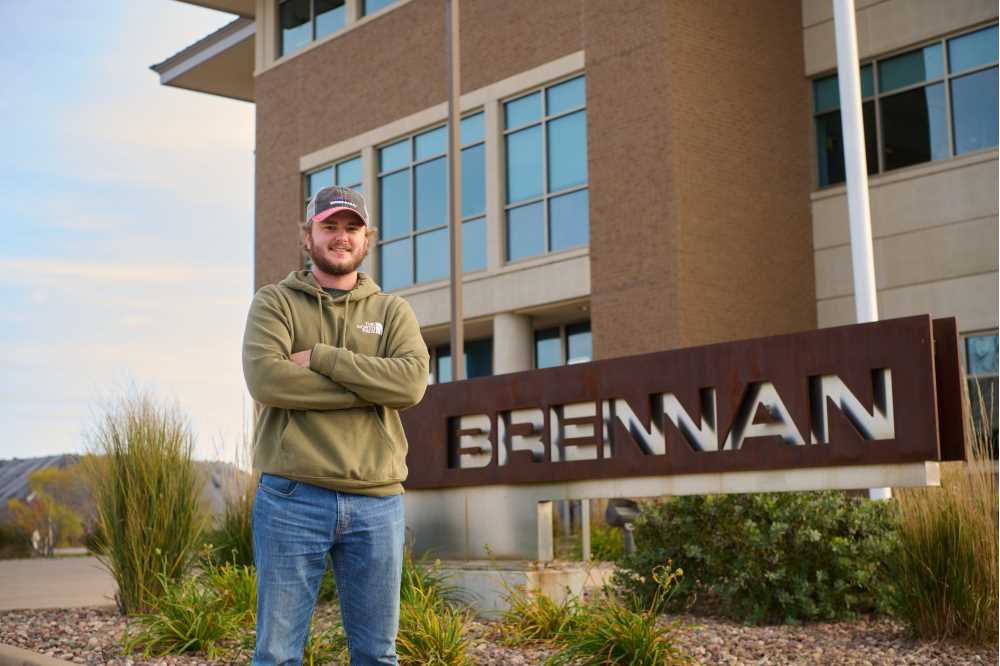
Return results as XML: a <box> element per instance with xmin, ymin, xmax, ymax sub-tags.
<box><xmin>401</xmin><ymin>316</ymin><xmax>965</xmax><ymax>490</ymax></box>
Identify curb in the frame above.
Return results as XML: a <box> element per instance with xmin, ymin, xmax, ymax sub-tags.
<box><xmin>0</xmin><ymin>644</ymin><xmax>77</xmax><ymax>666</ymax></box>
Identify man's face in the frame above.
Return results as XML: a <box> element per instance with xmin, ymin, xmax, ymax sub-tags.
<box><xmin>305</xmin><ymin>211</ymin><xmax>369</xmax><ymax>276</ymax></box>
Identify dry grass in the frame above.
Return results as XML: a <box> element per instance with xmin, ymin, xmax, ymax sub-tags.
<box><xmin>892</xmin><ymin>386</ymin><xmax>998</xmax><ymax>643</ymax></box>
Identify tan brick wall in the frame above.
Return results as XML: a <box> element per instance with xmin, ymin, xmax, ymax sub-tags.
<box><xmin>587</xmin><ymin>0</ymin><xmax>816</xmax><ymax>359</ymax></box>
<box><xmin>253</xmin><ymin>0</ymin><xmax>583</xmax><ymax>290</ymax></box>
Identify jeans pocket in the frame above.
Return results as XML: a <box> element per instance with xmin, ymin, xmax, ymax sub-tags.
<box><xmin>258</xmin><ymin>473</ymin><xmax>299</xmax><ymax>498</ymax></box>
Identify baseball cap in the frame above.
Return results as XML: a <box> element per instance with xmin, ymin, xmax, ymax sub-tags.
<box><xmin>306</xmin><ymin>185</ymin><xmax>369</xmax><ymax>226</ymax></box>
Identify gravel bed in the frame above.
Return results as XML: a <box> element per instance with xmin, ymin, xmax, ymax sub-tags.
<box><xmin>0</xmin><ymin>604</ymin><xmax>995</xmax><ymax>665</ymax></box>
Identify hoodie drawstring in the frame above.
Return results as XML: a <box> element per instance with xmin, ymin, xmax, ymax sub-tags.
<box><xmin>316</xmin><ymin>289</ymin><xmax>352</xmax><ymax>349</ymax></box>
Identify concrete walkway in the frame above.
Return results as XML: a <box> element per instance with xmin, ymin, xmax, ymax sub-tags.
<box><xmin>0</xmin><ymin>556</ymin><xmax>116</xmax><ymax>611</ymax></box>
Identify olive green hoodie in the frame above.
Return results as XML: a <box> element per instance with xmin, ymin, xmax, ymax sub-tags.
<box><xmin>242</xmin><ymin>270</ymin><xmax>429</xmax><ymax>496</ymax></box>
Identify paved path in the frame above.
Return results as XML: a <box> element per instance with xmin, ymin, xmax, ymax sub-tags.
<box><xmin>0</xmin><ymin>557</ymin><xmax>115</xmax><ymax>611</ymax></box>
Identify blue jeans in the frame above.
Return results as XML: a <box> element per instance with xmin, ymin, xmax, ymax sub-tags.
<box><xmin>252</xmin><ymin>473</ymin><xmax>405</xmax><ymax>666</ymax></box>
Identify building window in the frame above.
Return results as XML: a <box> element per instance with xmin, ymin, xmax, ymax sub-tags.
<box><xmin>813</xmin><ymin>24</ymin><xmax>998</xmax><ymax>187</ymax></box>
<box><xmin>361</xmin><ymin>0</ymin><xmax>398</xmax><ymax>16</ymax></box>
<box><xmin>964</xmin><ymin>332</ymin><xmax>998</xmax><ymax>457</ymax></box>
<box><xmin>302</xmin><ymin>155</ymin><xmax>362</xmax><ymax>269</ymax></box>
<box><xmin>433</xmin><ymin>338</ymin><xmax>492</xmax><ymax>383</ymax></box>
<box><xmin>504</xmin><ymin>75</ymin><xmax>588</xmax><ymax>262</ymax></box>
<box><xmin>534</xmin><ymin>321</ymin><xmax>591</xmax><ymax>368</ymax></box>
<box><xmin>279</xmin><ymin>0</ymin><xmax>346</xmax><ymax>57</ymax></box>
<box><xmin>377</xmin><ymin>113</ymin><xmax>486</xmax><ymax>292</ymax></box>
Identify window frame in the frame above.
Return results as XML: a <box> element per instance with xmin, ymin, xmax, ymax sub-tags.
<box><xmin>277</xmin><ymin>0</ymin><xmax>348</xmax><ymax>58</ymax></box>
<box><xmin>502</xmin><ymin>74</ymin><xmax>589</xmax><ymax>263</ymax></box>
<box><xmin>533</xmin><ymin>320</ymin><xmax>592</xmax><ymax>369</ymax></box>
<box><xmin>812</xmin><ymin>22</ymin><xmax>998</xmax><ymax>188</ymax></box>
<box><xmin>375</xmin><ymin>112</ymin><xmax>486</xmax><ymax>291</ymax></box>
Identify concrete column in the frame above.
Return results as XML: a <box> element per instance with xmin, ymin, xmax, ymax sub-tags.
<box><xmin>361</xmin><ymin>145</ymin><xmax>378</xmax><ymax>278</ymax></box>
<box><xmin>493</xmin><ymin>313</ymin><xmax>533</xmax><ymax>375</ymax></box>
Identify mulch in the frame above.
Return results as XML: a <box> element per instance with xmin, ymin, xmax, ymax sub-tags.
<box><xmin>0</xmin><ymin>604</ymin><xmax>995</xmax><ymax>665</ymax></box>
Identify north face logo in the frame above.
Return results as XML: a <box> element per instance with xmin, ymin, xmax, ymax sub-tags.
<box><xmin>357</xmin><ymin>321</ymin><xmax>384</xmax><ymax>336</ymax></box>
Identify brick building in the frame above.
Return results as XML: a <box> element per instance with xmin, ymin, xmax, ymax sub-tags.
<box><xmin>154</xmin><ymin>0</ymin><xmax>998</xmax><ymax>400</ymax></box>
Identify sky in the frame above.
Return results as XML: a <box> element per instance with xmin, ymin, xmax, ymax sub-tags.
<box><xmin>0</xmin><ymin>2</ymin><xmax>256</xmax><ymax>464</ymax></box>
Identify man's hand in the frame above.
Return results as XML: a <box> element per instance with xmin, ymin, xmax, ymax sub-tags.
<box><xmin>290</xmin><ymin>349</ymin><xmax>312</xmax><ymax>368</ymax></box>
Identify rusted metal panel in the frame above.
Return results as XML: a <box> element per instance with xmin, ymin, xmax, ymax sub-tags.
<box><xmin>933</xmin><ymin>317</ymin><xmax>968</xmax><ymax>462</ymax></box>
<box><xmin>402</xmin><ymin>315</ymin><xmax>961</xmax><ymax>490</ymax></box>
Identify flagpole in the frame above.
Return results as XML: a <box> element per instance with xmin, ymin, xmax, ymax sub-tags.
<box><xmin>832</xmin><ymin>0</ymin><xmax>890</xmax><ymax>500</ymax></box>
<box><xmin>446</xmin><ymin>0</ymin><xmax>464</xmax><ymax>381</ymax></box>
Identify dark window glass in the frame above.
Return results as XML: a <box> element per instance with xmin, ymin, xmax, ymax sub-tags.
<box><xmin>379</xmin><ymin>238</ymin><xmax>411</xmax><ymax>292</ymax></box>
<box><xmin>362</xmin><ymin>0</ymin><xmax>397</xmax><ymax>16</ymax></box>
<box><xmin>549</xmin><ymin>189</ymin><xmax>589</xmax><ymax>252</ymax></box>
<box><xmin>566</xmin><ymin>322</ymin><xmax>592</xmax><ymax>365</ymax></box>
<box><xmin>951</xmin><ymin>67</ymin><xmax>999</xmax><ymax>155</ymax></box>
<box><xmin>307</xmin><ymin>167</ymin><xmax>333</xmax><ymax>198</ymax></box>
<box><xmin>415</xmin><ymin>126</ymin><xmax>447</xmax><ymax>161</ymax></box>
<box><xmin>948</xmin><ymin>25</ymin><xmax>999</xmax><ymax>73</ymax></box>
<box><xmin>535</xmin><ymin>328</ymin><xmax>561</xmax><ymax>369</ymax></box>
<box><xmin>461</xmin><ymin>113</ymin><xmax>485</xmax><ymax>145</ymax></box>
<box><xmin>461</xmin><ymin>144</ymin><xmax>486</xmax><ymax>218</ymax></box>
<box><xmin>506</xmin><ymin>125</ymin><xmax>544</xmax><ymax>203</ymax></box>
<box><xmin>505</xmin><ymin>91</ymin><xmax>542</xmax><ymax>129</ymax></box>
<box><xmin>336</xmin><ymin>157</ymin><xmax>362</xmax><ymax>188</ymax></box>
<box><xmin>380</xmin><ymin>139</ymin><xmax>409</xmax><ymax>172</ymax></box>
<box><xmin>315</xmin><ymin>0</ymin><xmax>346</xmax><ymax>39</ymax></box>
<box><xmin>814</xmin><ymin>101</ymin><xmax>877</xmax><ymax>187</ymax></box>
<box><xmin>279</xmin><ymin>0</ymin><xmax>311</xmax><ymax>56</ymax></box>
<box><xmin>879</xmin><ymin>44</ymin><xmax>944</xmax><ymax>92</ymax></box>
<box><xmin>437</xmin><ymin>339</ymin><xmax>492</xmax><ymax>382</ymax></box>
<box><xmin>415</xmin><ymin>228</ymin><xmax>448</xmax><ymax>283</ymax></box>
<box><xmin>507</xmin><ymin>202</ymin><xmax>545</xmax><ymax>261</ymax></box>
<box><xmin>546</xmin><ymin>76</ymin><xmax>586</xmax><ymax>115</ymax></box>
<box><xmin>547</xmin><ymin>110</ymin><xmax>588</xmax><ymax>192</ymax></box>
<box><xmin>462</xmin><ymin>217</ymin><xmax>486</xmax><ymax>273</ymax></box>
<box><xmin>882</xmin><ymin>83</ymin><xmax>948</xmax><ymax>170</ymax></box>
<box><xmin>379</xmin><ymin>170</ymin><xmax>410</xmax><ymax>239</ymax></box>
<box><xmin>414</xmin><ymin>157</ymin><xmax>447</xmax><ymax>230</ymax></box>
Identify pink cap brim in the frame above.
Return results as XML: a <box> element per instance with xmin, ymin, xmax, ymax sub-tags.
<box><xmin>311</xmin><ymin>207</ymin><xmax>366</xmax><ymax>224</ymax></box>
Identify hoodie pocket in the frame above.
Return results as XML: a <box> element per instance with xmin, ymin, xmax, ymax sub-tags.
<box><xmin>278</xmin><ymin>408</ymin><xmax>403</xmax><ymax>484</ymax></box>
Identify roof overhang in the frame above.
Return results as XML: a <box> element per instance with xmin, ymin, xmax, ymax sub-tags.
<box><xmin>173</xmin><ymin>0</ymin><xmax>255</xmax><ymax>18</ymax></box>
<box><xmin>151</xmin><ymin>17</ymin><xmax>255</xmax><ymax>103</ymax></box>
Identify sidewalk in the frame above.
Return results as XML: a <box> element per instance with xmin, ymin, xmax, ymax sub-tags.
<box><xmin>0</xmin><ymin>556</ymin><xmax>116</xmax><ymax>611</ymax></box>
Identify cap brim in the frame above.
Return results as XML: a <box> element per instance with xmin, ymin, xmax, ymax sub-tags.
<box><xmin>311</xmin><ymin>207</ymin><xmax>366</xmax><ymax>225</ymax></box>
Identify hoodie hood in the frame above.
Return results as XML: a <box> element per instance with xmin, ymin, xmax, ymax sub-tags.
<box><xmin>280</xmin><ymin>270</ymin><xmax>381</xmax><ymax>301</ymax></box>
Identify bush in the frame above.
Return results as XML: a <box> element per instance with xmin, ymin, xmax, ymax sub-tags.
<box><xmin>397</xmin><ymin>549</ymin><xmax>471</xmax><ymax>666</ymax></box>
<box><xmin>548</xmin><ymin>563</ymin><xmax>691</xmax><ymax>666</ymax></box>
<box><xmin>304</xmin><ymin>620</ymin><xmax>349</xmax><ymax>665</ymax></box>
<box><xmin>122</xmin><ymin>560</ymin><xmax>237</xmax><ymax>659</ymax></box>
<box><xmin>614</xmin><ymin>491</ymin><xmax>898</xmax><ymax>624</ymax></box>
<box><xmin>0</xmin><ymin>521</ymin><xmax>30</xmax><ymax>559</ymax></box>
<box><xmin>499</xmin><ymin>583</ymin><xmax>579</xmax><ymax>645</ymax></box>
<box><xmin>888</xmin><ymin>389</ymin><xmax>998</xmax><ymax>644</ymax></box>
<box><xmin>205</xmin><ymin>560</ymin><xmax>257</xmax><ymax>628</ymax></box>
<box><xmin>83</xmin><ymin>390</ymin><xmax>207</xmax><ymax>615</ymax></box>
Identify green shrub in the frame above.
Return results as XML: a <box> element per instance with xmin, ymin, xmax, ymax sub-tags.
<box><xmin>615</xmin><ymin>491</ymin><xmax>897</xmax><ymax>624</ymax></box>
<box><xmin>0</xmin><ymin>521</ymin><xmax>30</xmax><ymax>559</ymax></box>
<box><xmin>572</xmin><ymin>523</ymin><xmax>625</xmax><ymax>562</ymax></box>
<box><xmin>304</xmin><ymin>620</ymin><xmax>349</xmax><ymax>665</ymax></box>
<box><xmin>889</xmin><ymin>390</ymin><xmax>998</xmax><ymax>644</ymax></box>
<box><xmin>397</xmin><ymin>582</ymin><xmax>471</xmax><ymax>666</ymax></box>
<box><xmin>122</xmin><ymin>562</ymin><xmax>237</xmax><ymax>659</ymax></box>
<box><xmin>205</xmin><ymin>560</ymin><xmax>257</xmax><ymax>628</ymax></box>
<box><xmin>203</xmin><ymin>485</ymin><xmax>255</xmax><ymax>568</ymax></box>
<box><xmin>83</xmin><ymin>391</ymin><xmax>206</xmax><ymax>615</ymax></box>
<box><xmin>499</xmin><ymin>583</ymin><xmax>579</xmax><ymax>645</ymax></box>
<box><xmin>397</xmin><ymin>549</ymin><xmax>471</xmax><ymax>665</ymax></box>
<box><xmin>548</xmin><ymin>564</ymin><xmax>691</xmax><ymax>666</ymax></box>
<box><xmin>317</xmin><ymin>555</ymin><xmax>338</xmax><ymax>603</ymax></box>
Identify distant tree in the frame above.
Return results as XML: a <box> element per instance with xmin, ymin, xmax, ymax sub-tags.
<box><xmin>6</xmin><ymin>465</ymin><xmax>88</xmax><ymax>556</ymax></box>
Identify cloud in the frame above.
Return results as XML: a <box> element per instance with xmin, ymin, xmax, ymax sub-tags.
<box><xmin>0</xmin><ymin>257</ymin><xmax>243</xmax><ymax>285</ymax></box>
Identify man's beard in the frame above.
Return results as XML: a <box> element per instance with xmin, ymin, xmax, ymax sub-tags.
<box><xmin>307</xmin><ymin>240</ymin><xmax>367</xmax><ymax>276</ymax></box>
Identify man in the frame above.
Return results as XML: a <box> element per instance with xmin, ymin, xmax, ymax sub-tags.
<box><xmin>242</xmin><ymin>185</ymin><xmax>429</xmax><ymax>665</ymax></box>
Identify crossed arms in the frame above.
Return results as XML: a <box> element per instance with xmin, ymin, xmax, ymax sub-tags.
<box><xmin>242</xmin><ymin>287</ymin><xmax>429</xmax><ymax>412</ymax></box>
